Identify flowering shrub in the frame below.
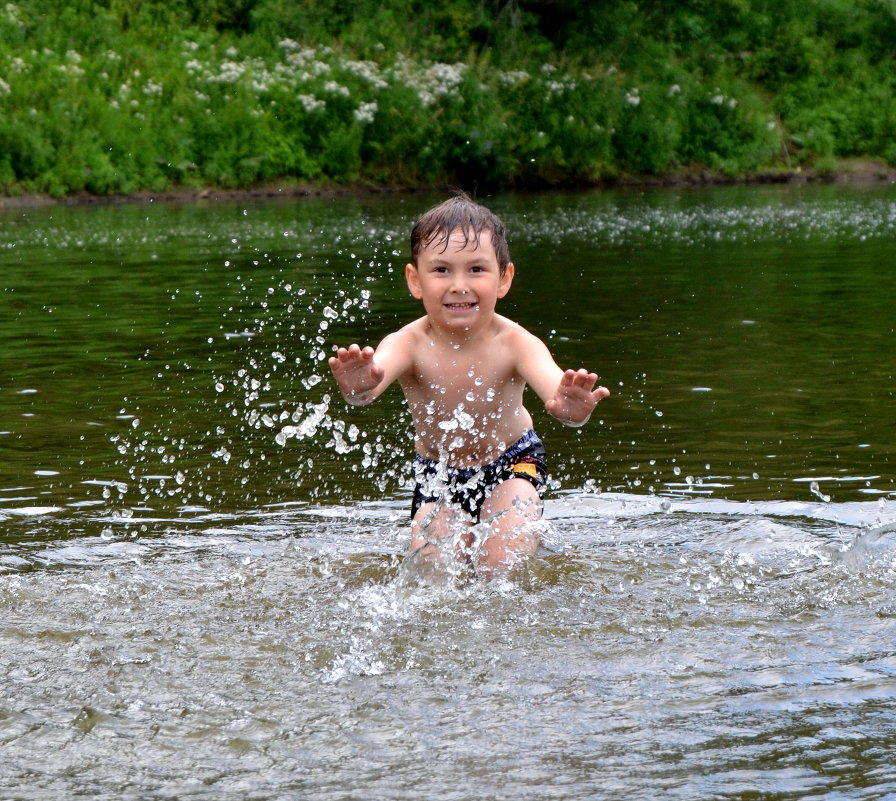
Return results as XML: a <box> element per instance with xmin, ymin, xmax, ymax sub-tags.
<box><xmin>0</xmin><ymin>0</ymin><xmax>893</xmax><ymax>195</ymax></box>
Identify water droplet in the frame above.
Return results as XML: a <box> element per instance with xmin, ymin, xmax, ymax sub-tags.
<box><xmin>809</xmin><ymin>481</ymin><xmax>831</xmax><ymax>502</ymax></box>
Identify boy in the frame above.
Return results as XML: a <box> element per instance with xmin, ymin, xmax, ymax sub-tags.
<box><xmin>328</xmin><ymin>193</ymin><xmax>609</xmax><ymax>576</ymax></box>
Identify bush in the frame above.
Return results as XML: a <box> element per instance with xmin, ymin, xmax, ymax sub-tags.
<box><xmin>0</xmin><ymin>0</ymin><xmax>893</xmax><ymax>195</ymax></box>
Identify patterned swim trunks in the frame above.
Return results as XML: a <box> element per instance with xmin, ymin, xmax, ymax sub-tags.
<box><xmin>410</xmin><ymin>429</ymin><xmax>548</xmax><ymax>521</ymax></box>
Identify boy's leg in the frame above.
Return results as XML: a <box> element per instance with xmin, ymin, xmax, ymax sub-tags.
<box><xmin>476</xmin><ymin>478</ymin><xmax>543</xmax><ymax>575</ymax></box>
<box><xmin>410</xmin><ymin>502</ymin><xmax>475</xmax><ymax>565</ymax></box>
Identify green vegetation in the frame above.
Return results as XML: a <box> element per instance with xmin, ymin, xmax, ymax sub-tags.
<box><xmin>1</xmin><ymin>0</ymin><xmax>895</xmax><ymax>196</ymax></box>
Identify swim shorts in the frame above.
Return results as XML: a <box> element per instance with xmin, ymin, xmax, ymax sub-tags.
<box><xmin>410</xmin><ymin>429</ymin><xmax>548</xmax><ymax>521</ymax></box>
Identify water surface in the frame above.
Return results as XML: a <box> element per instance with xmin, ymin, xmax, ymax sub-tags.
<box><xmin>1</xmin><ymin>185</ymin><xmax>895</xmax><ymax>799</ymax></box>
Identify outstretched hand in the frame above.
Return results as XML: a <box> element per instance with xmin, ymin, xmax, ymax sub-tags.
<box><xmin>545</xmin><ymin>369</ymin><xmax>610</xmax><ymax>427</ymax></box>
<box><xmin>328</xmin><ymin>344</ymin><xmax>384</xmax><ymax>405</ymax></box>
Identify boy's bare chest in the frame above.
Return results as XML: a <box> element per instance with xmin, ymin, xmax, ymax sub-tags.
<box><xmin>398</xmin><ymin>336</ymin><xmax>533</xmax><ymax>462</ymax></box>
<box><xmin>412</xmin><ymin>343</ymin><xmax>510</xmax><ymax>388</ymax></box>
<box><xmin>401</xmin><ymin>341</ymin><xmax>520</xmax><ymax>409</ymax></box>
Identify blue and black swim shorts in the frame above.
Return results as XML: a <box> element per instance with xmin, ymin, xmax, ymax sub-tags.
<box><xmin>410</xmin><ymin>429</ymin><xmax>548</xmax><ymax>521</ymax></box>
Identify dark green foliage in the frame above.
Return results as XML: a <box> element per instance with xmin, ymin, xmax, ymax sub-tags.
<box><xmin>1</xmin><ymin>0</ymin><xmax>894</xmax><ymax>196</ymax></box>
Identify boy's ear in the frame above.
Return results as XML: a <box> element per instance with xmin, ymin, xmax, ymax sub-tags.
<box><xmin>497</xmin><ymin>262</ymin><xmax>515</xmax><ymax>298</ymax></box>
<box><xmin>405</xmin><ymin>263</ymin><xmax>423</xmax><ymax>298</ymax></box>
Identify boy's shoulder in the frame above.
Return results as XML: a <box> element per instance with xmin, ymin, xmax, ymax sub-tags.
<box><xmin>386</xmin><ymin>315</ymin><xmax>430</xmax><ymax>342</ymax></box>
<box><xmin>376</xmin><ymin>316</ymin><xmax>430</xmax><ymax>358</ymax></box>
<box><xmin>492</xmin><ymin>314</ymin><xmax>543</xmax><ymax>344</ymax></box>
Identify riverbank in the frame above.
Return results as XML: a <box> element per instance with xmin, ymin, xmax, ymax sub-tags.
<box><xmin>3</xmin><ymin>158</ymin><xmax>895</xmax><ymax>210</ymax></box>
<box><xmin>4</xmin><ymin>2</ymin><xmax>896</xmax><ymax>204</ymax></box>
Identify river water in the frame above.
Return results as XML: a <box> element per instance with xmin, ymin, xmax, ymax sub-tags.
<box><xmin>2</xmin><ymin>185</ymin><xmax>895</xmax><ymax>799</ymax></box>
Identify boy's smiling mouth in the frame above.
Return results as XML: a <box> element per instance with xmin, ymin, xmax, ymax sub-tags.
<box><xmin>444</xmin><ymin>301</ymin><xmax>477</xmax><ymax>310</ymax></box>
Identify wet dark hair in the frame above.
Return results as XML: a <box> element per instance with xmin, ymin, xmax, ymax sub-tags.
<box><xmin>410</xmin><ymin>192</ymin><xmax>510</xmax><ymax>274</ymax></box>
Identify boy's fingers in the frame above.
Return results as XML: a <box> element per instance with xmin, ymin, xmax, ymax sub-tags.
<box><xmin>332</xmin><ymin>344</ymin><xmax>373</xmax><ymax>363</ymax></box>
<box><xmin>564</xmin><ymin>369</ymin><xmax>599</xmax><ymax>390</ymax></box>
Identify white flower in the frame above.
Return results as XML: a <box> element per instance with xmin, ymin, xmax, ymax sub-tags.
<box><xmin>323</xmin><ymin>81</ymin><xmax>350</xmax><ymax>97</ymax></box>
<box><xmin>498</xmin><ymin>69</ymin><xmax>529</xmax><ymax>87</ymax></box>
<box><xmin>625</xmin><ymin>88</ymin><xmax>640</xmax><ymax>106</ymax></box>
<box><xmin>354</xmin><ymin>101</ymin><xmax>377</xmax><ymax>123</ymax></box>
<box><xmin>58</xmin><ymin>63</ymin><xmax>85</xmax><ymax>78</ymax></box>
<box><xmin>298</xmin><ymin>94</ymin><xmax>325</xmax><ymax>112</ymax></box>
<box><xmin>4</xmin><ymin>3</ymin><xmax>24</xmax><ymax>25</ymax></box>
<box><xmin>0</xmin><ymin>77</ymin><xmax>10</xmax><ymax>96</ymax></box>
<box><xmin>216</xmin><ymin>60</ymin><xmax>245</xmax><ymax>83</ymax></box>
<box><xmin>398</xmin><ymin>61</ymin><xmax>467</xmax><ymax>106</ymax></box>
<box><xmin>303</xmin><ymin>59</ymin><xmax>330</xmax><ymax>77</ymax></box>
<box><xmin>344</xmin><ymin>60</ymin><xmax>389</xmax><ymax>90</ymax></box>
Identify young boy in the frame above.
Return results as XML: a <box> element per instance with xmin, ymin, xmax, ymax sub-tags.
<box><xmin>329</xmin><ymin>193</ymin><xmax>609</xmax><ymax>575</ymax></box>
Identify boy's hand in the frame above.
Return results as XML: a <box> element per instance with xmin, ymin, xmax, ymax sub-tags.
<box><xmin>328</xmin><ymin>344</ymin><xmax>384</xmax><ymax>405</ymax></box>
<box><xmin>545</xmin><ymin>369</ymin><xmax>610</xmax><ymax>427</ymax></box>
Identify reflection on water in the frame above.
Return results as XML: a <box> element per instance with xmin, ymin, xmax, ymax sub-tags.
<box><xmin>2</xmin><ymin>185</ymin><xmax>895</xmax><ymax>798</ymax></box>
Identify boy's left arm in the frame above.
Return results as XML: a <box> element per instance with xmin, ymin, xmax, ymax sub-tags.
<box><xmin>516</xmin><ymin>330</ymin><xmax>610</xmax><ymax>427</ymax></box>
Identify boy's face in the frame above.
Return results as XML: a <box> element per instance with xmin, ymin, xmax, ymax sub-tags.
<box><xmin>405</xmin><ymin>228</ymin><xmax>514</xmax><ymax>334</ymax></box>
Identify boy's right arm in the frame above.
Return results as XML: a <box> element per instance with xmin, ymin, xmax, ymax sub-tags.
<box><xmin>328</xmin><ymin>332</ymin><xmax>413</xmax><ymax>406</ymax></box>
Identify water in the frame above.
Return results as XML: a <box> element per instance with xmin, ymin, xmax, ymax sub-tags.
<box><xmin>2</xmin><ymin>185</ymin><xmax>895</xmax><ymax>799</ymax></box>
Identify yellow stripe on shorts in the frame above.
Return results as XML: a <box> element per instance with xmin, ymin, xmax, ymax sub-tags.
<box><xmin>513</xmin><ymin>462</ymin><xmax>538</xmax><ymax>478</ymax></box>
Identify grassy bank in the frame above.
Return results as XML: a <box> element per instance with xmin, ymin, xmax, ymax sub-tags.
<box><xmin>2</xmin><ymin>1</ymin><xmax>895</xmax><ymax>197</ymax></box>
